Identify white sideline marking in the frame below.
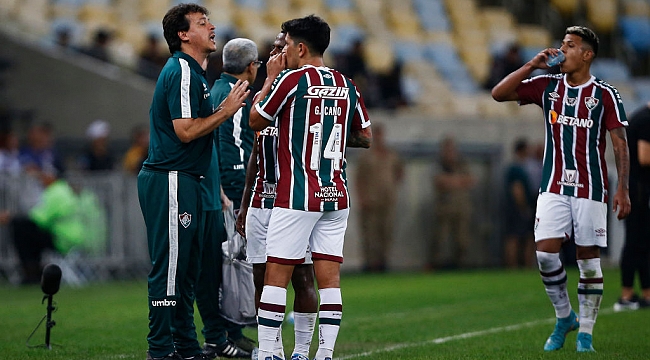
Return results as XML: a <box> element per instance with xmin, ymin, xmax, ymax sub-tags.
<box><xmin>336</xmin><ymin>309</ymin><xmax>614</xmax><ymax>359</ymax></box>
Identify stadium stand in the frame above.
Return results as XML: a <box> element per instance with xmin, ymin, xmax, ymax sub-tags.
<box><xmin>1</xmin><ymin>0</ymin><xmax>649</xmax><ymax>116</ymax></box>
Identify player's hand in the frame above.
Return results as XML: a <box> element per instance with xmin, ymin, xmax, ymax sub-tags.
<box><xmin>221</xmin><ymin>195</ymin><xmax>232</xmax><ymax>211</ymax></box>
<box><xmin>612</xmin><ymin>189</ymin><xmax>631</xmax><ymax>220</ymax></box>
<box><xmin>236</xmin><ymin>207</ymin><xmax>247</xmax><ymax>237</ymax></box>
<box><xmin>218</xmin><ymin>80</ymin><xmax>250</xmax><ymax>117</ymax></box>
<box><xmin>266</xmin><ymin>52</ymin><xmax>286</xmax><ymax>80</ymax></box>
<box><xmin>530</xmin><ymin>48</ymin><xmax>557</xmax><ymax>69</ymax></box>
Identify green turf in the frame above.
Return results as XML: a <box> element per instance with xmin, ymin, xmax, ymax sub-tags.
<box><xmin>2</xmin><ymin>268</ymin><xmax>649</xmax><ymax>359</ymax></box>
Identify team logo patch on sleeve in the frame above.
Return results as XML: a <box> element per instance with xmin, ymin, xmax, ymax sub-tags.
<box><xmin>179</xmin><ymin>212</ymin><xmax>192</xmax><ymax>228</ymax></box>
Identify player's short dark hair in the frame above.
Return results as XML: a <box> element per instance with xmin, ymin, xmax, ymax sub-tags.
<box><xmin>566</xmin><ymin>26</ymin><xmax>599</xmax><ymax>57</ymax></box>
<box><xmin>281</xmin><ymin>15</ymin><xmax>330</xmax><ymax>56</ymax></box>
<box><xmin>162</xmin><ymin>3</ymin><xmax>209</xmax><ymax>54</ymax></box>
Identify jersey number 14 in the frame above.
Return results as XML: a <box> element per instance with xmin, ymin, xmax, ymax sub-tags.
<box><xmin>309</xmin><ymin>123</ymin><xmax>343</xmax><ymax>171</ymax></box>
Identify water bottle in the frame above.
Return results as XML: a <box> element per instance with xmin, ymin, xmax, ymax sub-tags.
<box><xmin>546</xmin><ymin>51</ymin><xmax>565</xmax><ymax>67</ymax></box>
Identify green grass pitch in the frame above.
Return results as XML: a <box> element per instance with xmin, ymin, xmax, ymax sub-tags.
<box><xmin>2</xmin><ymin>268</ymin><xmax>650</xmax><ymax>359</ymax></box>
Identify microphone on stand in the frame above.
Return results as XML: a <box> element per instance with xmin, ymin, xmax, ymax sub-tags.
<box><xmin>41</xmin><ymin>263</ymin><xmax>62</xmax><ymax>296</ymax></box>
<box><xmin>33</xmin><ymin>264</ymin><xmax>62</xmax><ymax>349</ymax></box>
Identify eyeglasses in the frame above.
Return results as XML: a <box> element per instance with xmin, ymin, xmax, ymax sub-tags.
<box><xmin>252</xmin><ymin>60</ymin><xmax>263</xmax><ymax>68</ymax></box>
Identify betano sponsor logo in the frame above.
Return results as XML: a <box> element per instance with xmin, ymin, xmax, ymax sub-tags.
<box><xmin>304</xmin><ymin>86</ymin><xmax>349</xmax><ymax>100</ymax></box>
<box><xmin>259</xmin><ymin>126</ymin><xmax>278</xmax><ymax>137</ymax></box>
<box><xmin>548</xmin><ymin>110</ymin><xmax>594</xmax><ymax>128</ymax></box>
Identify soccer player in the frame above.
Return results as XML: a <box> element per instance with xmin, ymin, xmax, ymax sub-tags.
<box><xmin>137</xmin><ymin>4</ymin><xmax>249</xmax><ymax>360</ymax></box>
<box><xmin>492</xmin><ymin>26</ymin><xmax>631</xmax><ymax>352</ymax></box>
<box><xmin>249</xmin><ymin>15</ymin><xmax>372</xmax><ymax>360</ymax></box>
<box><xmin>236</xmin><ymin>31</ymin><xmax>319</xmax><ymax>360</ymax></box>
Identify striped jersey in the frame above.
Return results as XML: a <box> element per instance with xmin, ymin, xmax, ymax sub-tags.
<box><xmin>249</xmin><ymin>120</ymin><xmax>279</xmax><ymax>209</ymax></box>
<box><xmin>255</xmin><ymin>65</ymin><xmax>371</xmax><ymax>211</ymax></box>
<box><xmin>517</xmin><ymin>74</ymin><xmax>628</xmax><ymax>202</ymax></box>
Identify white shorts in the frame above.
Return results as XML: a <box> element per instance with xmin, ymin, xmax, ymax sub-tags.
<box><xmin>534</xmin><ymin>192</ymin><xmax>608</xmax><ymax>247</ymax></box>
<box><xmin>265</xmin><ymin>207</ymin><xmax>349</xmax><ymax>264</ymax></box>
<box><xmin>246</xmin><ymin>207</ymin><xmax>312</xmax><ymax>264</ymax></box>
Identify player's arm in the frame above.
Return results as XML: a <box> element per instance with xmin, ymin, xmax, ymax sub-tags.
<box><xmin>236</xmin><ymin>134</ymin><xmax>259</xmax><ymax>237</ymax></box>
<box><xmin>348</xmin><ymin>126</ymin><xmax>372</xmax><ymax>148</ymax></box>
<box><xmin>220</xmin><ymin>185</ymin><xmax>232</xmax><ymax>211</ymax></box>
<box><xmin>173</xmin><ymin>80</ymin><xmax>250</xmax><ymax>143</ymax></box>
<box><xmin>491</xmin><ymin>49</ymin><xmax>555</xmax><ymax>102</ymax></box>
<box><xmin>610</xmin><ymin>126</ymin><xmax>631</xmax><ymax>220</ymax></box>
<box><xmin>250</xmin><ymin>53</ymin><xmax>286</xmax><ymax>131</ymax></box>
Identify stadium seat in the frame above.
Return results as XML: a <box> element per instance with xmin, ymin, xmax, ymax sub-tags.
<box><xmin>329</xmin><ymin>24</ymin><xmax>365</xmax><ymax>54</ymax></box>
<box><xmin>328</xmin><ymin>8</ymin><xmax>359</xmax><ymax>26</ymax></box>
<box><xmin>16</xmin><ymin>0</ymin><xmax>51</xmax><ymax>36</ymax></box>
<box><xmin>139</xmin><ymin>0</ymin><xmax>171</xmax><ymax>22</ymax></box>
<box><xmin>363</xmin><ymin>37</ymin><xmax>396</xmax><ymax>74</ymax></box>
<box><xmin>517</xmin><ymin>24</ymin><xmax>552</xmax><ymax>49</ymax></box>
<box><xmin>412</xmin><ymin>0</ymin><xmax>450</xmax><ymax>32</ymax></box>
<box><xmin>550</xmin><ymin>0</ymin><xmax>580</xmax><ymax>18</ymax></box>
<box><xmin>325</xmin><ymin>0</ymin><xmax>353</xmax><ymax>10</ymax></box>
<box><xmin>78</xmin><ymin>2</ymin><xmax>116</xmax><ymax>31</ymax></box>
<box><xmin>591</xmin><ymin>58</ymin><xmax>631</xmax><ymax>82</ymax></box>
<box><xmin>393</xmin><ymin>41</ymin><xmax>426</xmax><ymax>64</ymax></box>
<box><xmin>0</xmin><ymin>0</ymin><xmax>20</xmax><ymax>19</ymax></box>
<box><xmin>622</xmin><ymin>0</ymin><xmax>650</xmax><ymax>17</ymax></box>
<box><xmin>585</xmin><ymin>0</ymin><xmax>617</xmax><ymax>33</ymax></box>
<box><xmin>619</xmin><ymin>16</ymin><xmax>650</xmax><ymax>54</ymax></box>
<box><xmin>236</xmin><ymin>0</ymin><xmax>265</xmax><ymax>10</ymax></box>
<box><xmin>425</xmin><ymin>41</ymin><xmax>479</xmax><ymax>94</ymax></box>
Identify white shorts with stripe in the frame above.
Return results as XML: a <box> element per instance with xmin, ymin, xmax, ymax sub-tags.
<box><xmin>246</xmin><ymin>207</ymin><xmax>313</xmax><ymax>264</ymax></box>
<box><xmin>534</xmin><ymin>192</ymin><xmax>608</xmax><ymax>247</ymax></box>
<box><xmin>266</xmin><ymin>207</ymin><xmax>349</xmax><ymax>264</ymax></box>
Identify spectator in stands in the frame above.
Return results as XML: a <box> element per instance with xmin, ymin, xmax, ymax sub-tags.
<box><xmin>78</xmin><ymin>119</ymin><xmax>114</xmax><ymax>171</ymax></box>
<box><xmin>55</xmin><ymin>27</ymin><xmax>72</xmax><ymax>50</ymax></box>
<box><xmin>337</xmin><ymin>40</ymin><xmax>369</xmax><ymax>86</ymax></box>
<box><xmin>614</xmin><ymin>102</ymin><xmax>650</xmax><ymax>311</ymax></box>
<box><xmin>376</xmin><ymin>62</ymin><xmax>406</xmax><ymax>110</ymax></box>
<box><xmin>80</xmin><ymin>28</ymin><xmax>112</xmax><ymax>63</ymax></box>
<box><xmin>336</xmin><ymin>39</ymin><xmax>382</xmax><ymax>108</ymax></box>
<box><xmin>137</xmin><ymin>34</ymin><xmax>168</xmax><ymax>80</ymax></box>
<box><xmin>0</xmin><ymin>123</ymin><xmax>21</xmax><ymax>175</ymax></box>
<box><xmin>484</xmin><ymin>43</ymin><xmax>524</xmax><ymax>90</ymax></box>
<box><xmin>19</xmin><ymin>121</ymin><xmax>65</xmax><ymax>175</ymax></box>
<box><xmin>503</xmin><ymin>138</ymin><xmax>536</xmax><ymax>268</ymax></box>
<box><xmin>0</xmin><ymin>169</ymin><xmax>84</xmax><ymax>284</ymax></box>
<box><xmin>429</xmin><ymin>136</ymin><xmax>476</xmax><ymax>269</ymax></box>
<box><xmin>525</xmin><ymin>141</ymin><xmax>544</xmax><ymax>196</ymax></box>
<box><xmin>354</xmin><ymin>123</ymin><xmax>403</xmax><ymax>272</ymax></box>
<box><xmin>122</xmin><ymin>124</ymin><xmax>149</xmax><ymax>175</ymax></box>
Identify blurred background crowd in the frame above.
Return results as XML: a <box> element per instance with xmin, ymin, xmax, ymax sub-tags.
<box><xmin>0</xmin><ymin>0</ymin><xmax>647</xmax><ymax>283</ymax></box>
